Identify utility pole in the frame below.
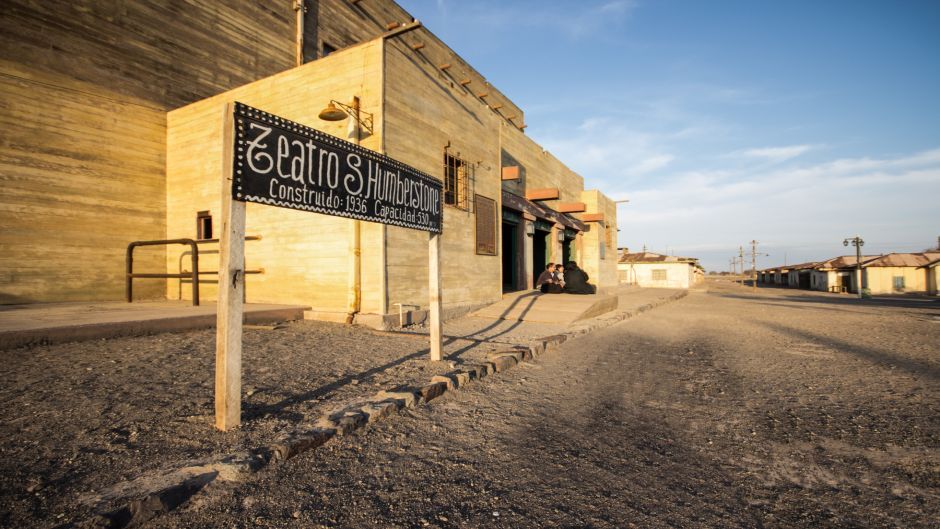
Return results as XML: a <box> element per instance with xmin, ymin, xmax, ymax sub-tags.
<box><xmin>738</xmin><ymin>246</ymin><xmax>745</xmax><ymax>287</ymax></box>
<box><xmin>843</xmin><ymin>236</ymin><xmax>865</xmax><ymax>299</ymax></box>
<box><xmin>749</xmin><ymin>240</ymin><xmax>768</xmax><ymax>292</ymax></box>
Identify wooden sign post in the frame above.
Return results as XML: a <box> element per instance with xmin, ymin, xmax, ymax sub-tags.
<box><xmin>429</xmin><ymin>232</ymin><xmax>443</xmax><ymax>361</ymax></box>
<box><xmin>216</xmin><ymin>103</ymin><xmax>246</xmax><ymax>431</ymax></box>
<box><xmin>213</xmin><ymin>102</ymin><xmax>444</xmax><ymax>431</ymax></box>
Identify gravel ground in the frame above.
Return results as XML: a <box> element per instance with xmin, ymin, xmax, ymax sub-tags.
<box><xmin>144</xmin><ymin>281</ymin><xmax>939</xmax><ymax>528</ymax></box>
<box><xmin>0</xmin><ymin>305</ymin><xmax>594</xmax><ymax>527</ymax></box>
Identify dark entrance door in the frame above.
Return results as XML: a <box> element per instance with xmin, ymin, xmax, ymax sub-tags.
<box><xmin>532</xmin><ymin>228</ymin><xmax>550</xmax><ymax>287</ymax></box>
<box><xmin>502</xmin><ymin>213</ymin><xmax>520</xmax><ymax>292</ymax></box>
<box><xmin>798</xmin><ymin>271</ymin><xmax>811</xmax><ymax>289</ymax></box>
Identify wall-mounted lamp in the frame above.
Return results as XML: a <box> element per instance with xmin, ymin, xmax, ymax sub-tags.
<box><xmin>318</xmin><ymin>99</ymin><xmax>374</xmax><ymax>135</ymax></box>
<box><xmin>525</xmin><ymin>222</ymin><xmax>535</xmax><ymax>236</ymax></box>
<box><xmin>557</xmin><ymin>230</ymin><xmax>565</xmax><ymax>242</ymax></box>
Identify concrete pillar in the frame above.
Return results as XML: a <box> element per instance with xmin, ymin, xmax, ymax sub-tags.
<box><xmin>550</xmin><ymin>224</ymin><xmax>563</xmax><ymax>265</ymax></box>
<box><xmin>523</xmin><ymin>219</ymin><xmax>534</xmax><ymax>290</ymax></box>
<box><xmin>575</xmin><ymin>232</ymin><xmax>584</xmax><ymax>268</ymax></box>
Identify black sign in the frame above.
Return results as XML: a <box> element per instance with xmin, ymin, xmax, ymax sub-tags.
<box><xmin>232</xmin><ymin>102</ymin><xmax>442</xmax><ymax>233</ymax></box>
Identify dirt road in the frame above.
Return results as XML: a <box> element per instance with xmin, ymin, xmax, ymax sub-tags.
<box><xmin>148</xmin><ymin>282</ymin><xmax>938</xmax><ymax>528</ymax></box>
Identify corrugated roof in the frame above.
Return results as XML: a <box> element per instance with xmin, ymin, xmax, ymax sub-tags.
<box><xmin>618</xmin><ymin>251</ymin><xmax>699</xmax><ymax>264</ymax></box>
<box><xmin>861</xmin><ymin>252</ymin><xmax>940</xmax><ymax>268</ymax></box>
<box><xmin>819</xmin><ymin>255</ymin><xmax>880</xmax><ymax>270</ymax></box>
<box><xmin>789</xmin><ymin>261</ymin><xmax>820</xmax><ymax>271</ymax></box>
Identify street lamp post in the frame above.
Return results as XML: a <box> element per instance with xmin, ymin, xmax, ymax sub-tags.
<box><xmin>843</xmin><ymin>236</ymin><xmax>865</xmax><ymax>299</ymax></box>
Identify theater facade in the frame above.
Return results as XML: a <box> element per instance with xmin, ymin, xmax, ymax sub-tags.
<box><xmin>1</xmin><ymin>0</ymin><xmax>618</xmax><ymax>327</ymax></box>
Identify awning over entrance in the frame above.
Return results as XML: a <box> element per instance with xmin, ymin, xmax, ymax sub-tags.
<box><xmin>501</xmin><ymin>190</ymin><xmax>587</xmax><ymax>232</ymax></box>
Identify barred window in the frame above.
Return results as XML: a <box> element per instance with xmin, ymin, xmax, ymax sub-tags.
<box><xmin>443</xmin><ymin>151</ymin><xmax>470</xmax><ymax>210</ymax></box>
<box><xmin>652</xmin><ymin>269</ymin><xmax>667</xmax><ymax>281</ymax></box>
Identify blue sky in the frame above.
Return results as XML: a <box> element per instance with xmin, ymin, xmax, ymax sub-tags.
<box><xmin>397</xmin><ymin>0</ymin><xmax>940</xmax><ymax>271</ymax></box>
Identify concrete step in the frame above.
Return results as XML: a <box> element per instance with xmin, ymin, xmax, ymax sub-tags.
<box><xmin>0</xmin><ymin>301</ymin><xmax>309</xmax><ymax>350</ymax></box>
<box><xmin>470</xmin><ymin>290</ymin><xmax>618</xmax><ymax>324</ymax></box>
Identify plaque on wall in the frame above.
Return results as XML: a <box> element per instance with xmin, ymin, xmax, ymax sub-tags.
<box><xmin>474</xmin><ymin>194</ymin><xmax>497</xmax><ymax>255</ymax></box>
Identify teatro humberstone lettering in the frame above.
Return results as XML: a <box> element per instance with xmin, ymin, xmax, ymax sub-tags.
<box><xmin>235</xmin><ymin>103</ymin><xmax>442</xmax><ymax>233</ymax></box>
<box><xmin>0</xmin><ymin>1</ymin><xmax>619</xmax><ymax>328</ymax></box>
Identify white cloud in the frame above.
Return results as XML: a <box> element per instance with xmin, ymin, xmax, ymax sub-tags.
<box><xmin>612</xmin><ymin>148</ymin><xmax>940</xmax><ymax>270</ymax></box>
<box><xmin>633</xmin><ymin>154</ymin><xmax>674</xmax><ymax>174</ymax></box>
<box><xmin>733</xmin><ymin>144</ymin><xmax>816</xmax><ymax>163</ymax></box>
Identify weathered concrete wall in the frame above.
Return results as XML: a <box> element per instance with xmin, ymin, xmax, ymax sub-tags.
<box><xmin>580</xmin><ymin>190</ymin><xmax>618</xmax><ymax>291</ymax></box>
<box><xmin>0</xmin><ymin>63</ymin><xmax>167</xmax><ymax>303</ymax></box>
<box><xmin>864</xmin><ymin>267</ymin><xmax>927</xmax><ymax>294</ymax></box>
<box><xmin>0</xmin><ymin>0</ymin><xmax>422</xmax><ymax>304</ymax></box>
<box><xmin>304</xmin><ymin>0</ymin><xmax>412</xmax><ymax>61</ymax></box>
<box><xmin>166</xmin><ymin>41</ymin><xmax>386</xmax><ymax>314</ymax></box>
<box><xmin>499</xmin><ymin>123</ymin><xmax>583</xmax><ymax>204</ymax></box>
<box><xmin>382</xmin><ymin>37</ymin><xmax>502</xmax><ymax>314</ymax></box>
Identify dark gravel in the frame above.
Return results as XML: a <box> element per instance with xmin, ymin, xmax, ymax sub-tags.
<box><xmin>148</xmin><ymin>281</ymin><xmax>939</xmax><ymax>528</ymax></box>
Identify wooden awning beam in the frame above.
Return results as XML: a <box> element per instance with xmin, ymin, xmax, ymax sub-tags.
<box><xmin>501</xmin><ymin>166</ymin><xmax>520</xmax><ymax>181</ymax></box>
<box><xmin>581</xmin><ymin>213</ymin><xmax>605</xmax><ymax>222</ymax></box>
<box><xmin>525</xmin><ymin>188</ymin><xmax>560</xmax><ymax>201</ymax></box>
<box><xmin>556</xmin><ymin>202</ymin><xmax>586</xmax><ymax>213</ymax></box>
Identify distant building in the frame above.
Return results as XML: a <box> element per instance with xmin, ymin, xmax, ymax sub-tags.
<box><xmin>924</xmin><ymin>256</ymin><xmax>940</xmax><ymax>296</ymax></box>
<box><xmin>759</xmin><ymin>252</ymin><xmax>940</xmax><ymax>296</ymax></box>
<box><xmin>809</xmin><ymin>255</ymin><xmax>878</xmax><ymax>293</ymax></box>
<box><xmin>859</xmin><ymin>253</ymin><xmax>940</xmax><ymax>295</ymax></box>
<box><xmin>617</xmin><ymin>251</ymin><xmax>704</xmax><ymax>289</ymax></box>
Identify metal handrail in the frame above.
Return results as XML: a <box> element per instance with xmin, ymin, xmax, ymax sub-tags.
<box><xmin>126</xmin><ymin>236</ymin><xmax>264</xmax><ymax>306</ymax></box>
<box><xmin>126</xmin><ymin>239</ymin><xmax>200</xmax><ymax>305</ymax></box>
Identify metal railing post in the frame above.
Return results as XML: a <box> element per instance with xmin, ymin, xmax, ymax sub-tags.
<box><xmin>189</xmin><ymin>240</ymin><xmax>200</xmax><ymax>306</ymax></box>
<box><xmin>126</xmin><ymin>243</ymin><xmax>135</xmax><ymax>302</ymax></box>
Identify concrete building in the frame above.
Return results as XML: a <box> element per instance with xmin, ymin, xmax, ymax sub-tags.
<box><xmin>0</xmin><ymin>1</ymin><xmax>618</xmax><ymax>325</ymax></box>
<box><xmin>617</xmin><ymin>251</ymin><xmax>704</xmax><ymax>289</ymax></box>
<box><xmin>784</xmin><ymin>262</ymin><xmax>817</xmax><ymax>289</ymax></box>
<box><xmin>924</xmin><ymin>256</ymin><xmax>940</xmax><ymax>296</ymax></box>
<box><xmin>858</xmin><ymin>253</ymin><xmax>940</xmax><ymax>295</ymax></box>
<box><xmin>805</xmin><ymin>255</ymin><xmax>874</xmax><ymax>293</ymax></box>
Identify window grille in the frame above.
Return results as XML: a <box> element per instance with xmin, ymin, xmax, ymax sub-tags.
<box><xmin>652</xmin><ymin>269</ymin><xmax>668</xmax><ymax>281</ymax></box>
<box><xmin>443</xmin><ymin>149</ymin><xmax>471</xmax><ymax>210</ymax></box>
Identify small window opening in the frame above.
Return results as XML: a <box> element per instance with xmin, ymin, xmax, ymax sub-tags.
<box><xmin>652</xmin><ymin>269</ymin><xmax>668</xmax><ymax>281</ymax></box>
<box><xmin>197</xmin><ymin>211</ymin><xmax>213</xmax><ymax>240</ymax></box>
<box><xmin>443</xmin><ymin>150</ymin><xmax>470</xmax><ymax>210</ymax></box>
<box><xmin>322</xmin><ymin>42</ymin><xmax>337</xmax><ymax>57</ymax></box>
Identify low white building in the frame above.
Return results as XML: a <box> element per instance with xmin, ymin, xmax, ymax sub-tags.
<box><xmin>617</xmin><ymin>251</ymin><xmax>704</xmax><ymax>289</ymax></box>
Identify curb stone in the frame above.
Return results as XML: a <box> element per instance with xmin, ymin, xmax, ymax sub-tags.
<box><xmin>67</xmin><ymin>289</ymin><xmax>688</xmax><ymax>528</ymax></box>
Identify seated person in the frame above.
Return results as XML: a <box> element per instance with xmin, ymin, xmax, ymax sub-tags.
<box><xmin>535</xmin><ymin>263</ymin><xmax>563</xmax><ymax>293</ymax></box>
<box><xmin>554</xmin><ymin>264</ymin><xmax>566</xmax><ymax>288</ymax></box>
<box><xmin>562</xmin><ymin>261</ymin><xmax>596</xmax><ymax>294</ymax></box>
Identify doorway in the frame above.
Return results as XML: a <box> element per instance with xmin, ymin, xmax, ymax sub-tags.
<box><xmin>532</xmin><ymin>227</ymin><xmax>550</xmax><ymax>287</ymax></box>
<box><xmin>502</xmin><ymin>218</ymin><xmax>519</xmax><ymax>292</ymax></box>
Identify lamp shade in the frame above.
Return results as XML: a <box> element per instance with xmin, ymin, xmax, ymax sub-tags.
<box><xmin>318</xmin><ymin>102</ymin><xmax>348</xmax><ymax>121</ymax></box>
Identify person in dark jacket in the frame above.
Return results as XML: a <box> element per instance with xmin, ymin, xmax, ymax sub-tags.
<box><xmin>562</xmin><ymin>261</ymin><xmax>596</xmax><ymax>294</ymax></box>
<box><xmin>535</xmin><ymin>263</ymin><xmax>563</xmax><ymax>293</ymax></box>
